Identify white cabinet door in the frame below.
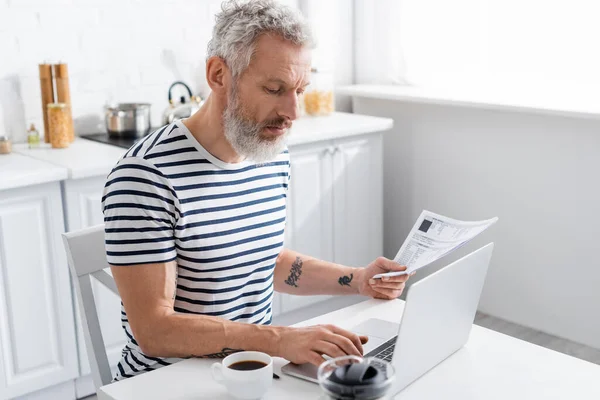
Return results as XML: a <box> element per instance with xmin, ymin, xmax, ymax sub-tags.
<box><xmin>280</xmin><ymin>142</ymin><xmax>334</xmax><ymax>313</ymax></box>
<box><xmin>0</xmin><ymin>182</ymin><xmax>78</xmax><ymax>399</ymax></box>
<box><xmin>62</xmin><ymin>177</ymin><xmax>125</xmax><ymax>380</ymax></box>
<box><xmin>332</xmin><ymin>134</ymin><xmax>383</xmax><ymax>268</ymax></box>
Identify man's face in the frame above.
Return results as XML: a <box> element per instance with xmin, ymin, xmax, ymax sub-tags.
<box><xmin>223</xmin><ymin>34</ymin><xmax>311</xmax><ymax>162</ymax></box>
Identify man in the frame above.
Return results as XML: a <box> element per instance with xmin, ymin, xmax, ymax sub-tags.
<box><xmin>103</xmin><ymin>0</ymin><xmax>412</xmax><ymax>381</ymax></box>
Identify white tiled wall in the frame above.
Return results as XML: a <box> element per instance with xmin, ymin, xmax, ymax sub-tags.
<box><xmin>0</xmin><ymin>0</ymin><xmax>299</xmax><ymax>143</ymax></box>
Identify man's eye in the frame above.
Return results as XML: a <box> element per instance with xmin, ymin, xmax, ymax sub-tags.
<box><xmin>264</xmin><ymin>87</ymin><xmax>280</xmax><ymax>95</ymax></box>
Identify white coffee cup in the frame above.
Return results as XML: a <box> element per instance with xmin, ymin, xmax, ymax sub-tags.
<box><xmin>211</xmin><ymin>351</ymin><xmax>273</xmax><ymax>399</ymax></box>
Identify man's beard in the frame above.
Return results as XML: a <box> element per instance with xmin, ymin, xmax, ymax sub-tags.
<box><xmin>222</xmin><ymin>85</ymin><xmax>289</xmax><ymax>163</ymax></box>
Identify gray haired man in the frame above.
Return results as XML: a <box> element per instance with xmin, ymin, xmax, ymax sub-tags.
<box><xmin>104</xmin><ymin>0</ymin><xmax>411</xmax><ymax>380</ymax></box>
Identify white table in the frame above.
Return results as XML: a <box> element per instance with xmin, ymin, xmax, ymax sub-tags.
<box><xmin>98</xmin><ymin>299</ymin><xmax>600</xmax><ymax>399</ymax></box>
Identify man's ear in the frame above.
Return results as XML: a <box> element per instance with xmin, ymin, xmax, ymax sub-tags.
<box><xmin>206</xmin><ymin>56</ymin><xmax>230</xmax><ymax>96</ymax></box>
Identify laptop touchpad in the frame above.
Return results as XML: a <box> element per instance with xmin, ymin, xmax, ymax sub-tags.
<box><xmin>350</xmin><ymin>318</ymin><xmax>400</xmax><ymax>355</ymax></box>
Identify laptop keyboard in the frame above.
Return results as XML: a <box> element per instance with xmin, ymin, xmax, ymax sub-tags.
<box><xmin>367</xmin><ymin>336</ymin><xmax>397</xmax><ymax>362</ymax></box>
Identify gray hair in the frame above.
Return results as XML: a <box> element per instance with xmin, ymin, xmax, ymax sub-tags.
<box><xmin>207</xmin><ymin>0</ymin><xmax>314</xmax><ymax>78</ymax></box>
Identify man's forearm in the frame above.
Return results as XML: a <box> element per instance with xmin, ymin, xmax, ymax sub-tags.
<box><xmin>136</xmin><ymin>312</ymin><xmax>285</xmax><ymax>359</ymax></box>
<box><xmin>274</xmin><ymin>248</ymin><xmax>361</xmax><ymax>295</ymax></box>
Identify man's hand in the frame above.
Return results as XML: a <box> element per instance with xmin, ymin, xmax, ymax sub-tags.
<box><xmin>356</xmin><ymin>257</ymin><xmax>414</xmax><ymax>300</ymax></box>
<box><xmin>276</xmin><ymin>325</ymin><xmax>369</xmax><ymax>366</ymax></box>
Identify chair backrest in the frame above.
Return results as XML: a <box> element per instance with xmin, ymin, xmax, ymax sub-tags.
<box><xmin>62</xmin><ymin>224</ymin><xmax>118</xmax><ymax>390</ymax></box>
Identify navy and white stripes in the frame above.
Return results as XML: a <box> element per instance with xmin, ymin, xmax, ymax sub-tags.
<box><xmin>102</xmin><ymin>120</ymin><xmax>289</xmax><ymax>380</ymax></box>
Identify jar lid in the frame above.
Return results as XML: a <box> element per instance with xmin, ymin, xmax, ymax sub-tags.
<box><xmin>310</xmin><ymin>67</ymin><xmax>334</xmax><ymax>73</ymax></box>
<box><xmin>47</xmin><ymin>103</ymin><xmax>67</xmax><ymax>109</ymax></box>
<box><xmin>318</xmin><ymin>356</ymin><xmax>395</xmax><ymax>400</ymax></box>
<box><xmin>0</xmin><ymin>135</ymin><xmax>9</xmax><ymax>142</ymax></box>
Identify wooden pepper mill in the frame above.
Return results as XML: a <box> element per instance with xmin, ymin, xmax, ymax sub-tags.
<box><xmin>52</xmin><ymin>63</ymin><xmax>75</xmax><ymax>143</ymax></box>
<box><xmin>38</xmin><ymin>64</ymin><xmax>54</xmax><ymax>143</ymax></box>
<box><xmin>38</xmin><ymin>62</ymin><xmax>75</xmax><ymax>144</ymax></box>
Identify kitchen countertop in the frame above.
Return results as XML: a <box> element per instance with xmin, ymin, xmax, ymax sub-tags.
<box><xmin>13</xmin><ymin>139</ymin><xmax>126</xmax><ymax>180</ymax></box>
<box><xmin>9</xmin><ymin>112</ymin><xmax>392</xmax><ymax>184</ymax></box>
<box><xmin>0</xmin><ymin>152</ymin><xmax>68</xmax><ymax>191</ymax></box>
<box><xmin>287</xmin><ymin>112</ymin><xmax>393</xmax><ymax>146</ymax></box>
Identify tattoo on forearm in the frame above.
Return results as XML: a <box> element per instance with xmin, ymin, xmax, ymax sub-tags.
<box><xmin>195</xmin><ymin>348</ymin><xmax>243</xmax><ymax>359</ymax></box>
<box><xmin>338</xmin><ymin>273</ymin><xmax>354</xmax><ymax>287</ymax></box>
<box><xmin>284</xmin><ymin>256</ymin><xmax>303</xmax><ymax>287</ymax></box>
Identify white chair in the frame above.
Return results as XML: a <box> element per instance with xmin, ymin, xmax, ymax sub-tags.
<box><xmin>62</xmin><ymin>224</ymin><xmax>118</xmax><ymax>390</ymax></box>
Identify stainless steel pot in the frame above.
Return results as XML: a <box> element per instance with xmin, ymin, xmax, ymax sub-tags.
<box><xmin>105</xmin><ymin>103</ymin><xmax>152</xmax><ymax>138</ymax></box>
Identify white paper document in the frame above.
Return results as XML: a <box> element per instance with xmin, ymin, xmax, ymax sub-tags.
<box><xmin>373</xmin><ymin>210</ymin><xmax>498</xmax><ymax>278</ymax></box>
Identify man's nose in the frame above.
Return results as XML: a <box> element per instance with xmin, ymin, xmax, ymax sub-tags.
<box><xmin>278</xmin><ymin>91</ymin><xmax>300</xmax><ymax>121</ymax></box>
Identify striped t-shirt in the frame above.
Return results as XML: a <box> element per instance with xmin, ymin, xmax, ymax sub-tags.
<box><xmin>102</xmin><ymin>120</ymin><xmax>290</xmax><ymax>380</ymax></box>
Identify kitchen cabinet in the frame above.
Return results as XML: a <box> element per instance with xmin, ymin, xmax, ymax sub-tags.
<box><xmin>281</xmin><ymin>140</ymin><xmax>336</xmax><ymax>312</ymax></box>
<box><xmin>61</xmin><ymin>177</ymin><xmax>126</xmax><ymax>398</ymax></box>
<box><xmin>0</xmin><ymin>182</ymin><xmax>78</xmax><ymax>399</ymax></box>
<box><xmin>280</xmin><ymin>133</ymin><xmax>383</xmax><ymax>313</ymax></box>
<box><xmin>331</xmin><ymin>136</ymin><xmax>383</xmax><ymax>269</ymax></box>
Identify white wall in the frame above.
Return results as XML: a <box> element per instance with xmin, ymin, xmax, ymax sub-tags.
<box><xmin>299</xmin><ymin>0</ymin><xmax>354</xmax><ymax>112</ymax></box>
<box><xmin>0</xmin><ymin>0</ymin><xmax>352</xmax><ymax>144</ymax></box>
<box><xmin>353</xmin><ymin>96</ymin><xmax>600</xmax><ymax>350</ymax></box>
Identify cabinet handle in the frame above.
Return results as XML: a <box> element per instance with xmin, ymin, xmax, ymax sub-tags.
<box><xmin>324</xmin><ymin>146</ymin><xmax>335</xmax><ymax>155</ymax></box>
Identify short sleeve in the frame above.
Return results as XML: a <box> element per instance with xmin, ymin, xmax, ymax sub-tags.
<box><xmin>102</xmin><ymin>157</ymin><xmax>179</xmax><ymax>266</ymax></box>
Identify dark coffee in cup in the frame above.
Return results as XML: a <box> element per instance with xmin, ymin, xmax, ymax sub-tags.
<box><xmin>228</xmin><ymin>360</ymin><xmax>268</xmax><ymax>371</ymax></box>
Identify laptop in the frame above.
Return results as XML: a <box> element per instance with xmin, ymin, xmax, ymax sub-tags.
<box><xmin>281</xmin><ymin>243</ymin><xmax>494</xmax><ymax>395</ymax></box>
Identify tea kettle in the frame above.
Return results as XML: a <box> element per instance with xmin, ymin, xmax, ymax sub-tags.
<box><xmin>162</xmin><ymin>81</ymin><xmax>203</xmax><ymax>125</ymax></box>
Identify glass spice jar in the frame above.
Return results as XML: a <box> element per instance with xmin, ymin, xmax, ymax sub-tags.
<box><xmin>27</xmin><ymin>123</ymin><xmax>41</xmax><ymax>149</ymax></box>
<box><xmin>0</xmin><ymin>135</ymin><xmax>11</xmax><ymax>155</ymax></box>
<box><xmin>304</xmin><ymin>68</ymin><xmax>334</xmax><ymax>116</ymax></box>
<box><xmin>47</xmin><ymin>103</ymin><xmax>71</xmax><ymax>148</ymax></box>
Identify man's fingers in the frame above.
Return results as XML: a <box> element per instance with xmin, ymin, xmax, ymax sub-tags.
<box><xmin>307</xmin><ymin>351</ymin><xmax>325</xmax><ymax>367</ymax></box>
<box><xmin>315</xmin><ymin>341</ymin><xmax>347</xmax><ymax>360</ymax></box>
<box><xmin>360</xmin><ymin>335</ymin><xmax>369</xmax><ymax>345</ymax></box>
<box><xmin>377</xmin><ymin>257</ymin><xmax>407</xmax><ymax>272</ymax></box>
<box><xmin>326</xmin><ymin>325</ymin><xmax>364</xmax><ymax>354</ymax></box>
<box><xmin>326</xmin><ymin>332</ymin><xmax>363</xmax><ymax>357</ymax></box>
<box><xmin>371</xmin><ymin>282</ymin><xmax>406</xmax><ymax>291</ymax></box>
<box><xmin>372</xmin><ymin>286</ymin><xmax>403</xmax><ymax>299</ymax></box>
<box><xmin>379</xmin><ymin>274</ymin><xmax>410</xmax><ymax>283</ymax></box>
